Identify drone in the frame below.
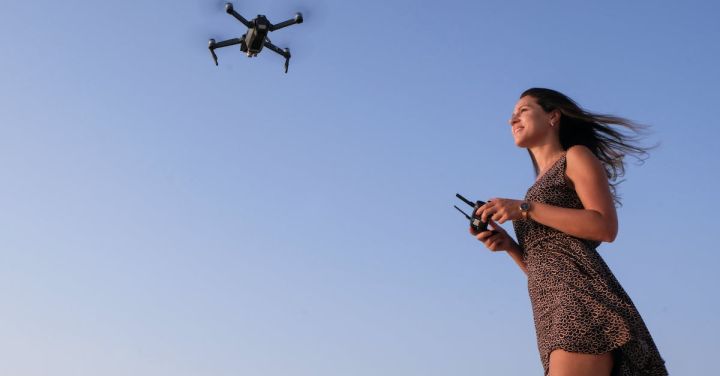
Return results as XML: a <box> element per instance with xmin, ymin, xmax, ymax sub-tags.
<box><xmin>208</xmin><ymin>2</ymin><xmax>304</xmax><ymax>73</ymax></box>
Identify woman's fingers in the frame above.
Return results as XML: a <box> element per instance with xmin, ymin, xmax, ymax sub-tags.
<box><xmin>488</xmin><ymin>234</ymin><xmax>505</xmax><ymax>251</ymax></box>
<box><xmin>480</xmin><ymin>198</ymin><xmax>525</xmax><ymax>223</ymax></box>
<box><xmin>477</xmin><ymin>231</ymin><xmax>505</xmax><ymax>251</ymax></box>
<box><xmin>484</xmin><ymin>202</ymin><xmax>499</xmax><ymax>222</ymax></box>
<box><xmin>488</xmin><ymin>219</ymin><xmax>506</xmax><ymax>233</ymax></box>
<box><xmin>467</xmin><ymin>207</ymin><xmax>514</xmax><ymax>252</ymax></box>
<box><xmin>476</xmin><ymin>199</ymin><xmax>519</xmax><ymax>223</ymax></box>
<box><xmin>475</xmin><ymin>230</ymin><xmax>493</xmax><ymax>241</ymax></box>
<box><xmin>474</xmin><ymin>202</ymin><xmax>488</xmax><ymax>218</ymax></box>
<box><xmin>478</xmin><ymin>201</ymin><xmax>496</xmax><ymax>223</ymax></box>
<box><xmin>487</xmin><ymin>236</ymin><xmax>498</xmax><ymax>250</ymax></box>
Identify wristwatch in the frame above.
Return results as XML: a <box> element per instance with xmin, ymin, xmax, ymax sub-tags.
<box><xmin>519</xmin><ymin>201</ymin><xmax>531</xmax><ymax>219</ymax></box>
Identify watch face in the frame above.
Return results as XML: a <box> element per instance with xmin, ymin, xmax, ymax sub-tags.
<box><xmin>520</xmin><ymin>202</ymin><xmax>530</xmax><ymax>211</ymax></box>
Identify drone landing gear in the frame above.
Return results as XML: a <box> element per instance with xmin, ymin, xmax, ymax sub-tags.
<box><xmin>209</xmin><ymin>38</ymin><xmax>290</xmax><ymax>72</ymax></box>
<box><xmin>264</xmin><ymin>40</ymin><xmax>291</xmax><ymax>73</ymax></box>
<box><xmin>208</xmin><ymin>38</ymin><xmax>244</xmax><ymax>66</ymax></box>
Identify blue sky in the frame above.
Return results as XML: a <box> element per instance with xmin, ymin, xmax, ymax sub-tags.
<box><xmin>1</xmin><ymin>0</ymin><xmax>719</xmax><ymax>374</ymax></box>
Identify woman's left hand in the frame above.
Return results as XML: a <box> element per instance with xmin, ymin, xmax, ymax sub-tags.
<box><xmin>475</xmin><ymin>198</ymin><xmax>524</xmax><ymax>224</ymax></box>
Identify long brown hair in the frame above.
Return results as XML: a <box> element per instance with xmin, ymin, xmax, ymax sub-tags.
<box><xmin>521</xmin><ymin>88</ymin><xmax>654</xmax><ymax>206</ymax></box>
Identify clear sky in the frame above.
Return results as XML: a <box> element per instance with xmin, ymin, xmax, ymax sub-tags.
<box><xmin>1</xmin><ymin>0</ymin><xmax>719</xmax><ymax>374</ymax></box>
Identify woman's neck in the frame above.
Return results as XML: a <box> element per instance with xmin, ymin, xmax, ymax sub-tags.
<box><xmin>530</xmin><ymin>144</ymin><xmax>565</xmax><ymax>174</ymax></box>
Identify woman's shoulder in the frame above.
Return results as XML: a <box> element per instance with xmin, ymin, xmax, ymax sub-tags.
<box><xmin>565</xmin><ymin>144</ymin><xmax>596</xmax><ymax>161</ymax></box>
<box><xmin>564</xmin><ymin>144</ymin><xmax>607</xmax><ymax>185</ymax></box>
<box><xmin>565</xmin><ymin>145</ymin><xmax>602</xmax><ymax>170</ymax></box>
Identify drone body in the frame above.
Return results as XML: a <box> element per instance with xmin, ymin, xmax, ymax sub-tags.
<box><xmin>208</xmin><ymin>2</ymin><xmax>303</xmax><ymax>73</ymax></box>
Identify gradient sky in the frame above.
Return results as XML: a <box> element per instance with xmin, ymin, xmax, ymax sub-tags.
<box><xmin>1</xmin><ymin>0</ymin><xmax>719</xmax><ymax>374</ymax></box>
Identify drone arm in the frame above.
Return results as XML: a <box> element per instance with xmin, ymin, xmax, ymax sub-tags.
<box><xmin>208</xmin><ymin>38</ymin><xmax>243</xmax><ymax>65</ymax></box>
<box><xmin>212</xmin><ymin>38</ymin><xmax>243</xmax><ymax>49</ymax></box>
<box><xmin>225</xmin><ymin>3</ymin><xmax>252</xmax><ymax>28</ymax></box>
<box><xmin>263</xmin><ymin>40</ymin><xmax>291</xmax><ymax>73</ymax></box>
<box><xmin>270</xmin><ymin>13</ymin><xmax>303</xmax><ymax>31</ymax></box>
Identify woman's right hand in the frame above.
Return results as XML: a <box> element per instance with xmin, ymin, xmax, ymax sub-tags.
<box><xmin>470</xmin><ymin>219</ymin><xmax>516</xmax><ymax>252</ymax></box>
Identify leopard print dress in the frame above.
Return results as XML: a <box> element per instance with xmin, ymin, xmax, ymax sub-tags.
<box><xmin>512</xmin><ymin>153</ymin><xmax>667</xmax><ymax>375</ymax></box>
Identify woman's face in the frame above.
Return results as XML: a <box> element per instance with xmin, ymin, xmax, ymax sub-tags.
<box><xmin>508</xmin><ymin>95</ymin><xmax>555</xmax><ymax>148</ymax></box>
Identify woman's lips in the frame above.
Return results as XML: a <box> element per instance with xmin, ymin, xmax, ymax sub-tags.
<box><xmin>513</xmin><ymin>127</ymin><xmax>524</xmax><ymax>135</ymax></box>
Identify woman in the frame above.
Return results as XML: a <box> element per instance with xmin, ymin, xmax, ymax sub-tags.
<box><xmin>473</xmin><ymin>88</ymin><xmax>667</xmax><ymax>375</ymax></box>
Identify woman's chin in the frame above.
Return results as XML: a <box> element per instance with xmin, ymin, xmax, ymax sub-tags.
<box><xmin>514</xmin><ymin>138</ymin><xmax>528</xmax><ymax>148</ymax></box>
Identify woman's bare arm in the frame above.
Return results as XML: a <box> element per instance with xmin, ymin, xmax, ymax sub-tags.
<box><xmin>477</xmin><ymin>145</ymin><xmax>618</xmax><ymax>243</ymax></box>
<box><xmin>526</xmin><ymin>145</ymin><xmax>618</xmax><ymax>242</ymax></box>
<box><xmin>506</xmin><ymin>241</ymin><xmax>528</xmax><ymax>275</ymax></box>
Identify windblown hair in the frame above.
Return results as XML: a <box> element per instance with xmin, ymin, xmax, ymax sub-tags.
<box><xmin>521</xmin><ymin>88</ymin><xmax>654</xmax><ymax>206</ymax></box>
